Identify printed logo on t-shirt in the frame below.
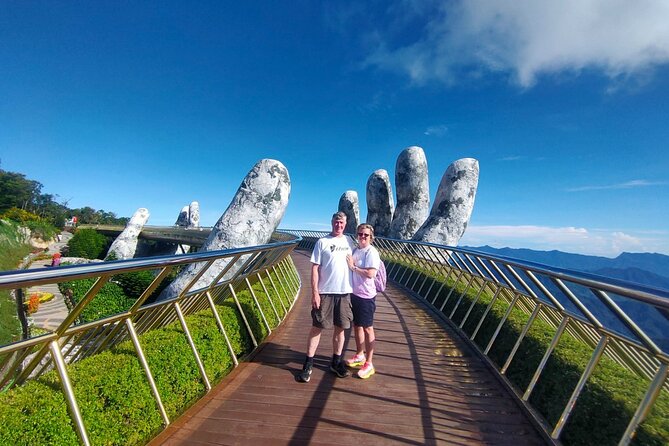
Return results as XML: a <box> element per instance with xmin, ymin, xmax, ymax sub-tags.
<box><xmin>329</xmin><ymin>244</ymin><xmax>349</xmax><ymax>252</ymax></box>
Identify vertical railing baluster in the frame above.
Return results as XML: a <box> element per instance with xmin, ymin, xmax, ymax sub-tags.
<box><xmin>206</xmin><ymin>291</ymin><xmax>239</xmax><ymax>367</ymax></box>
<box><xmin>228</xmin><ymin>284</ymin><xmax>258</xmax><ymax>348</ymax></box>
<box><xmin>174</xmin><ymin>302</ymin><xmax>211</xmax><ymax>391</ymax></box>
<box><xmin>501</xmin><ymin>303</ymin><xmax>542</xmax><ymax>374</ymax></box>
<box><xmin>125</xmin><ymin>319</ymin><xmax>170</xmax><ymax>426</ymax></box>
<box><xmin>256</xmin><ymin>273</ymin><xmax>281</xmax><ymax>322</ymax></box>
<box><xmin>49</xmin><ymin>340</ymin><xmax>90</xmax><ymax>446</ymax></box>
<box><xmin>263</xmin><ymin>271</ymin><xmax>287</xmax><ymax>316</ymax></box>
<box><xmin>523</xmin><ymin>316</ymin><xmax>569</xmax><ymax>401</ymax></box>
<box><xmin>552</xmin><ymin>336</ymin><xmax>609</xmax><ymax>439</ymax></box>
<box><xmin>619</xmin><ymin>363</ymin><xmax>669</xmax><ymax>446</ymax></box>
<box><xmin>484</xmin><ymin>292</ymin><xmax>521</xmax><ymax>355</ymax></box>
<box><xmin>246</xmin><ymin>278</ymin><xmax>271</xmax><ymax>334</ymax></box>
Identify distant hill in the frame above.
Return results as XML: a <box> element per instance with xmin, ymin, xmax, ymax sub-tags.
<box><xmin>590</xmin><ymin>267</ymin><xmax>669</xmax><ymax>291</ymax></box>
<box><xmin>466</xmin><ymin>246</ymin><xmax>669</xmax><ymax>290</ymax></box>
<box><xmin>464</xmin><ymin>246</ymin><xmax>669</xmax><ymax>349</ymax></box>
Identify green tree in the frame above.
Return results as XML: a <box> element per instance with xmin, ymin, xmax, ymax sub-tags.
<box><xmin>0</xmin><ymin>169</ymin><xmax>41</xmax><ymax>213</ymax></box>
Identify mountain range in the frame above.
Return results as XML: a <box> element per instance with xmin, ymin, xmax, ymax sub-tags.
<box><xmin>466</xmin><ymin>246</ymin><xmax>669</xmax><ymax>291</ymax></box>
<box><xmin>464</xmin><ymin>246</ymin><xmax>669</xmax><ymax>350</ymax></box>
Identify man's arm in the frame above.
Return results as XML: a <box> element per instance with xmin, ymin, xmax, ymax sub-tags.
<box><xmin>311</xmin><ymin>263</ymin><xmax>321</xmax><ymax>309</ymax></box>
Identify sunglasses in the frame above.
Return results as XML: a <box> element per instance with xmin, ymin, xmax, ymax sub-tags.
<box><xmin>357</xmin><ymin>233</ymin><xmax>371</xmax><ymax>238</ymax></box>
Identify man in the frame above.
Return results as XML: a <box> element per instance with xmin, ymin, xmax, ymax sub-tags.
<box><xmin>296</xmin><ymin>212</ymin><xmax>355</xmax><ymax>383</ymax></box>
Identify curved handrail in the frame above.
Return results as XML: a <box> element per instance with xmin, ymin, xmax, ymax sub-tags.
<box><xmin>282</xmin><ymin>229</ymin><xmax>669</xmax><ymax>445</ymax></box>
<box><xmin>3</xmin><ymin>226</ymin><xmax>668</xmax><ymax>445</ymax></box>
<box><xmin>0</xmin><ymin>230</ymin><xmax>302</xmax><ymax>445</ymax></box>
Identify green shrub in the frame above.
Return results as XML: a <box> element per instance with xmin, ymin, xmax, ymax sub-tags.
<box><xmin>0</xmin><ymin>220</ymin><xmax>31</xmax><ymax>344</ymax></box>
<box><xmin>0</xmin><ymin>377</ymin><xmax>79</xmax><ymax>445</ymax></box>
<box><xmin>67</xmin><ymin>229</ymin><xmax>109</xmax><ymax>259</ymax></box>
<box><xmin>114</xmin><ymin>270</ymin><xmax>158</xmax><ymax>299</ymax></box>
<box><xmin>0</xmin><ymin>208</ymin><xmax>59</xmax><ymax>241</ymax></box>
<box><xmin>24</xmin><ymin>219</ymin><xmax>59</xmax><ymax>241</ymax></box>
<box><xmin>59</xmin><ymin>278</ymin><xmax>135</xmax><ymax>323</ymax></box>
<box><xmin>0</xmin><ymin>207</ymin><xmax>41</xmax><ymax>223</ymax></box>
<box><xmin>0</xmin><ymin>267</ymin><xmax>294</xmax><ymax>446</ymax></box>
<box><xmin>387</xmin><ymin>259</ymin><xmax>669</xmax><ymax>446</ymax></box>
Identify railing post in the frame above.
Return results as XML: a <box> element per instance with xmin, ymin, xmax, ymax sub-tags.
<box><xmin>501</xmin><ymin>303</ymin><xmax>542</xmax><ymax>374</ymax></box>
<box><xmin>619</xmin><ymin>362</ymin><xmax>669</xmax><ymax>446</ymax></box>
<box><xmin>206</xmin><ymin>291</ymin><xmax>239</xmax><ymax>367</ymax></box>
<box><xmin>552</xmin><ymin>335</ymin><xmax>609</xmax><ymax>439</ymax></box>
<box><xmin>266</xmin><ymin>270</ymin><xmax>289</xmax><ymax>313</ymax></box>
<box><xmin>470</xmin><ymin>286</ymin><xmax>502</xmax><ymax>342</ymax></box>
<box><xmin>524</xmin><ymin>316</ymin><xmax>569</xmax><ymax>401</ymax></box>
<box><xmin>15</xmin><ymin>288</ymin><xmax>29</xmax><ymax>340</ymax></box>
<box><xmin>228</xmin><ymin>284</ymin><xmax>258</xmax><ymax>348</ymax></box>
<box><xmin>49</xmin><ymin>340</ymin><xmax>90</xmax><ymax>446</ymax></box>
<box><xmin>484</xmin><ymin>292</ymin><xmax>520</xmax><ymax>355</ymax></box>
<box><xmin>245</xmin><ymin>278</ymin><xmax>272</xmax><ymax>334</ymax></box>
<box><xmin>174</xmin><ymin>302</ymin><xmax>211</xmax><ymax>391</ymax></box>
<box><xmin>125</xmin><ymin>319</ymin><xmax>170</xmax><ymax>426</ymax></box>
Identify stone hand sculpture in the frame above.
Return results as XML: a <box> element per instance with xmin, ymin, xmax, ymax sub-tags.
<box><xmin>105</xmin><ymin>208</ymin><xmax>150</xmax><ymax>260</ymax></box>
<box><xmin>389</xmin><ymin>146</ymin><xmax>430</xmax><ymax>240</ymax></box>
<box><xmin>338</xmin><ymin>191</ymin><xmax>360</xmax><ymax>235</ymax></box>
<box><xmin>188</xmin><ymin>201</ymin><xmax>200</xmax><ymax>227</ymax></box>
<box><xmin>348</xmin><ymin>146</ymin><xmax>479</xmax><ymax>247</ymax></box>
<box><xmin>366</xmin><ymin>169</ymin><xmax>394</xmax><ymax>237</ymax></box>
<box><xmin>412</xmin><ymin>158</ymin><xmax>479</xmax><ymax>245</ymax></box>
<box><xmin>158</xmin><ymin>159</ymin><xmax>291</xmax><ymax>300</ymax></box>
<box><xmin>175</xmin><ymin>206</ymin><xmax>190</xmax><ymax>227</ymax></box>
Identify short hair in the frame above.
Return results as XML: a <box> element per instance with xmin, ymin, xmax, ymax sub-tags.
<box><xmin>357</xmin><ymin>223</ymin><xmax>375</xmax><ymax>242</ymax></box>
<box><xmin>332</xmin><ymin>211</ymin><xmax>347</xmax><ymax>221</ymax></box>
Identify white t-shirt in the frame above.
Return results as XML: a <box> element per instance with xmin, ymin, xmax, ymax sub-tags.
<box><xmin>351</xmin><ymin>245</ymin><xmax>381</xmax><ymax>299</ymax></box>
<box><xmin>311</xmin><ymin>234</ymin><xmax>355</xmax><ymax>294</ymax></box>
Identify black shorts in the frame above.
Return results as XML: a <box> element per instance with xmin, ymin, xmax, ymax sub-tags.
<box><xmin>311</xmin><ymin>294</ymin><xmax>352</xmax><ymax>329</ymax></box>
<box><xmin>351</xmin><ymin>294</ymin><xmax>376</xmax><ymax>328</ymax></box>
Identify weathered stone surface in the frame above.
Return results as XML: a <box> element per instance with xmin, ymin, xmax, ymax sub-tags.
<box><xmin>188</xmin><ymin>201</ymin><xmax>200</xmax><ymax>227</ymax></box>
<box><xmin>366</xmin><ymin>169</ymin><xmax>394</xmax><ymax>237</ymax></box>
<box><xmin>175</xmin><ymin>206</ymin><xmax>189</xmax><ymax>226</ymax></box>
<box><xmin>338</xmin><ymin>191</ymin><xmax>360</xmax><ymax>235</ymax></box>
<box><xmin>106</xmin><ymin>208</ymin><xmax>150</xmax><ymax>260</ymax></box>
<box><xmin>149</xmin><ymin>202</ymin><xmax>198</xmax><ymax>257</ymax></box>
<box><xmin>413</xmin><ymin>158</ymin><xmax>479</xmax><ymax>246</ymax></box>
<box><xmin>390</xmin><ymin>146</ymin><xmax>429</xmax><ymax>239</ymax></box>
<box><xmin>159</xmin><ymin>159</ymin><xmax>291</xmax><ymax>300</ymax></box>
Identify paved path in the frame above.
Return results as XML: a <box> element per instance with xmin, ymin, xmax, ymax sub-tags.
<box><xmin>28</xmin><ymin>232</ymin><xmax>72</xmax><ymax>331</ymax></box>
<box><xmin>150</xmin><ymin>251</ymin><xmax>547</xmax><ymax>445</ymax></box>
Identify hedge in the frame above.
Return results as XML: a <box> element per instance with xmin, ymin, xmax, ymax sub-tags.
<box><xmin>387</xmin><ymin>259</ymin><xmax>669</xmax><ymax>446</ymax></box>
<box><xmin>0</xmin><ymin>270</ymin><xmax>294</xmax><ymax>446</ymax></box>
<box><xmin>67</xmin><ymin>229</ymin><xmax>109</xmax><ymax>260</ymax></box>
<box><xmin>59</xmin><ymin>277</ymin><xmax>135</xmax><ymax>323</ymax></box>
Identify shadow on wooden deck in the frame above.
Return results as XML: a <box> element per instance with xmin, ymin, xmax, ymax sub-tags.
<box><xmin>150</xmin><ymin>251</ymin><xmax>548</xmax><ymax>445</ymax></box>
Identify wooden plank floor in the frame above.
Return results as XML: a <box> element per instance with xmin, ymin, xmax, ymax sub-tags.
<box><xmin>150</xmin><ymin>251</ymin><xmax>548</xmax><ymax>445</ymax></box>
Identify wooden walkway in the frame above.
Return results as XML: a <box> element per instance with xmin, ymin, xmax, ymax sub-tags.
<box><xmin>150</xmin><ymin>251</ymin><xmax>548</xmax><ymax>445</ymax></box>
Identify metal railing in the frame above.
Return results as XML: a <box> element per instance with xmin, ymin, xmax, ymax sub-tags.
<box><xmin>0</xmin><ymin>231</ymin><xmax>302</xmax><ymax>446</ymax></box>
<box><xmin>283</xmin><ymin>229</ymin><xmax>669</xmax><ymax>446</ymax></box>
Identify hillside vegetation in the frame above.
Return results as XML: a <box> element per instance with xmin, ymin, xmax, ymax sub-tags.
<box><xmin>0</xmin><ymin>220</ymin><xmax>31</xmax><ymax>345</ymax></box>
<box><xmin>387</xmin><ymin>256</ymin><xmax>669</xmax><ymax>445</ymax></box>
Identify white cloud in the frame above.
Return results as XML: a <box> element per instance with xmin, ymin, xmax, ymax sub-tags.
<box><xmin>458</xmin><ymin>225</ymin><xmax>669</xmax><ymax>257</ymax></box>
<box><xmin>566</xmin><ymin>179</ymin><xmax>667</xmax><ymax>192</ymax></box>
<box><xmin>365</xmin><ymin>0</ymin><xmax>669</xmax><ymax>87</ymax></box>
<box><xmin>424</xmin><ymin>124</ymin><xmax>449</xmax><ymax>136</ymax></box>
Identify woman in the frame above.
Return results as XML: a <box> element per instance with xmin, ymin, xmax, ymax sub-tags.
<box><xmin>345</xmin><ymin>223</ymin><xmax>381</xmax><ymax>379</ymax></box>
<box><xmin>50</xmin><ymin>252</ymin><xmax>62</xmax><ymax>267</ymax></box>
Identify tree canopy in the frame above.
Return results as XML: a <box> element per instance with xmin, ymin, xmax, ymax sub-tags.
<box><xmin>0</xmin><ymin>165</ymin><xmax>128</xmax><ymax>228</ymax></box>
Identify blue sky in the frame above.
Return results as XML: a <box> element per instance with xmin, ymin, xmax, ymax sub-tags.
<box><xmin>2</xmin><ymin>1</ymin><xmax>668</xmax><ymax>257</ymax></box>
